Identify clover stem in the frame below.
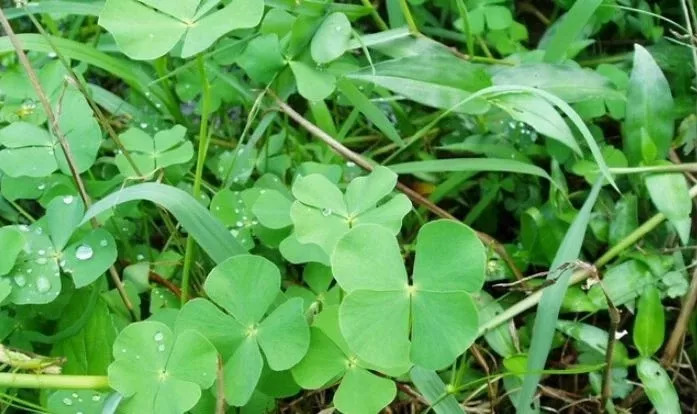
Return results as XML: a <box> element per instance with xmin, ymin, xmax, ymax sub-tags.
<box><xmin>0</xmin><ymin>373</ymin><xmax>109</xmax><ymax>390</ymax></box>
<box><xmin>181</xmin><ymin>54</ymin><xmax>212</xmax><ymax>305</ymax></box>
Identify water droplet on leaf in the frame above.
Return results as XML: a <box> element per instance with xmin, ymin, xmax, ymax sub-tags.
<box><xmin>75</xmin><ymin>245</ymin><xmax>93</xmax><ymax>261</ymax></box>
<box><xmin>321</xmin><ymin>208</ymin><xmax>332</xmax><ymax>216</ymax></box>
<box><xmin>62</xmin><ymin>195</ymin><xmax>74</xmax><ymax>204</ymax></box>
<box><xmin>36</xmin><ymin>277</ymin><xmax>51</xmax><ymax>293</ymax></box>
<box><xmin>13</xmin><ymin>275</ymin><xmax>26</xmax><ymax>287</ymax></box>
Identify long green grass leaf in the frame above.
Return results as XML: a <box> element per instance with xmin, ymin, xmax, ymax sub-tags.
<box><xmin>543</xmin><ymin>0</ymin><xmax>604</xmax><ymax>63</ymax></box>
<box><xmin>5</xmin><ymin>2</ymin><xmax>103</xmax><ymax>19</ymax></box>
<box><xmin>81</xmin><ymin>183</ymin><xmax>246</xmax><ymax>264</ymax></box>
<box><xmin>516</xmin><ymin>177</ymin><xmax>604</xmax><ymax>413</ymax></box>
<box><xmin>388</xmin><ymin>158</ymin><xmax>554</xmax><ymax>182</ymax></box>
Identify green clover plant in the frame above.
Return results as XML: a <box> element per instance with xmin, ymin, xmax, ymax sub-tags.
<box><xmin>99</xmin><ymin>0</ymin><xmax>265</xmax><ymax>60</ymax></box>
<box><xmin>108</xmin><ymin>321</ymin><xmax>218</xmax><ymax>413</ymax></box>
<box><xmin>292</xmin><ymin>306</ymin><xmax>398</xmax><ymax>414</ymax></box>
<box><xmin>332</xmin><ymin>220</ymin><xmax>486</xmax><ymax>370</ymax></box>
<box><xmin>114</xmin><ymin>125</ymin><xmax>194</xmax><ymax>178</ymax></box>
<box><xmin>0</xmin><ymin>88</ymin><xmax>101</xmax><ymax>178</ymax></box>
<box><xmin>47</xmin><ymin>390</ymin><xmax>109</xmax><ymax>414</ymax></box>
<box><xmin>175</xmin><ymin>254</ymin><xmax>310</xmax><ymax>406</ymax></box>
<box><xmin>1</xmin><ymin>196</ymin><xmax>116</xmax><ymax>305</ymax></box>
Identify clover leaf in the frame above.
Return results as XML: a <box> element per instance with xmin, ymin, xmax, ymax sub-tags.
<box><xmin>99</xmin><ymin>0</ymin><xmax>264</xmax><ymax>60</ymax></box>
<box><xmin>285</xmin><ymin>263</ymin><xmax>341</xmax><ymax>311</ymax></box>
<box><xmin>2</xmin><ymin>195</ymin><xmax>117</xmax><ymax>304</ymax></box>
<box><xmin>292</xmin><ymin>306</ymin><xmax>397</xmax><ymax>414</ymax></box>
<box><xmin>331</xmin><ymin>220</ymin><xmax>486</xmax><ymax>370</ymax></box>
<box><xmin>310</xmin><ymin>12</ymin><xmax>353</xmax><ymax>64</ymax></box>
<box><xmin>114</xmin><ymin>125</ymin><xmax>194</xmax><ymax>178</ymax></box>
<box><xmin>108</xmin><ymin>321</ymin><xmax>218</xmax><ymax>413</ymax></box>
<box><xmin>290</xmin><ymin>166</ymin><xmax>412</xmax><ymax>258</ymax></box>
<box><xmin>47</xmin><ymin>390</ymin><xmax>108</xmax><ymax>414</ymax></box>
<box><xmin>0</xmin><ymin>88</ymin><xmax>101</xmax><ymax>178</ymax></box>
<box><xmin>175</xmin><ymin>255</ymin><xmax>310</xmax><ymax>406</ymax></box>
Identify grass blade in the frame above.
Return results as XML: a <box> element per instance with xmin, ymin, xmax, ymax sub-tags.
<box><xmin>388</xmin><ymin>158</ymin><xmax>555</xmax><ymax>183</ymax></box>
<box><xmin>81</xmin><ymin>183</ymin><xmax>247</xmax><ymax>264</ymax></box>
<box><xmin>516</xmin><ymin>178</ymin><xmax>604</xmax><ymax>413</ymax></box>
<box><xmin>543</xmin><ymin>0</ymin><xmax>604</xmax><ymax>63</ymax></box>
<box><xmin>5</xmin><ymin>2</ymin><xmax>103</xmax><ymax>19</ymax></box>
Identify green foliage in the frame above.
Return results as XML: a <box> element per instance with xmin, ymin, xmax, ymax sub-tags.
<box><xmin>1</xmin><ymin>1</ymin><xmax>695</xmax><ymax>413</ymax></box>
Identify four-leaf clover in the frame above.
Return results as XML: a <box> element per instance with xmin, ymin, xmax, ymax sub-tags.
<box><xmin>332</xmin><ymin>220</ymin><xmax>486</xmax><ymax>370</ymax></box>
<box><xmin>108</xmin><ymin>321</ymin><xmax>218</xmax><ymax>413</ymax></box>
<box><xmin>175</xmin><ymin>254</ymin><xmax>310</xmax><ymax>406</ymax></box>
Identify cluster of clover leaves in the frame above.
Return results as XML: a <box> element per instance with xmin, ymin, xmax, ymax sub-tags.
<box><xmin>100</xmin><ymin>166</ymin><xmax>486</xmax><ymax>414</ymax></box>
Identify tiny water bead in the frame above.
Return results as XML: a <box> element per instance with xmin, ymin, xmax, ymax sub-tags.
<box><xmin>35</xmin><ymin>257</ymin><xmax>48</xmax><ymax>265</ymax></box>
<box><xmin>36</xmin><ymin>277</ymin><xmax>51</xmax><ymax>293</ymax></box>
<box><xmin>92</xmin><ymin>395</ymin><xmax>101</xmax><ymax>402</ymax></box>
<box><xmin>37</xmin><ymin>183</ymin><xmax>46</xmax><ymax>190</ymax></box>
<box><xmin>75</xmin><ymin>245</ymin><xmax>94</xmax><ymax>261</ymax></box>
<box><xmin>154</xmin><ymin>332</ymin><xmax>164</xmax><ymax>341</ymax></box>
<box><xmin>13</xmin><ymin>275</ymin><xmax>26</xmax><ymax>287</ymax></box>
<box><xmin>157</xmin><ymin>344</ymin><xmax>165</xmax><ymax>352</ymax></box>
<box><xmin>62</xmin><ymin>195</ymin><xmax>74</xmax><ymax>204</ymax></box>
<box><xmin>321</xmin><ymin>208</ymin><xmax>332</xmax><ymax>217</ymax></box>
<box><xmin>99</xmin><ymin>239</ymin><xmax>108</xmax><ymax>247</ymax></box>
<box><xmin>62</xmin><ymin>398</ymin><xmax>72</xmax><ymax>406</ymax></box>
<box><xmin>71</xmin><ymin>393</ymin><xmax>78</xmax><ymax>398</ymax></box>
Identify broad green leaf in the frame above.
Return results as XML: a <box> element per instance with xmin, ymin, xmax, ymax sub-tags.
<box><xmin>7</xmin><ymin>225</ymin><xmax>62</xmax><ymax>305</ymax></box>
<box><xmin>331</xmin><ymin>225</ymin><xmax>407</xmax><ymax>292</ymax></box>
<box><xmin>336</xmin><ymin>78</ymin><xmax>403</xmax><ymax>147</ymax></box>
<box><xmin>279</xmin><ymin>234</ymin><xmax>330</xmax><ymax>266</ymax></box>
<box><xmin>343</xmin><ymin>166</ymin><xmax>396</xmax><ymax>215</ymax></box>
<box><xmin>624</xmin><ymin>45</ymin><xmax>675</xmax><ymax>164</ymax></box>
<box><xmin>46</xmin><ymin>194</ymin><xmax>84</xmax><ymax>250</ymax></box>
<box><xmin>175</xmin><ymin>298</ymin><xmax>244</xmax><ymax>360</ymax></box>
<box><xmin>475</xmin><ymin>292</ymin><xmax>516</xmax><ymax>358</ymax></box>
<box><xmin>47</xmin><ymin>390</ymin><xmax>108</xmax><ymax>414</ymax></box>
<box><xmin>0</xmin><ymin>122</ymin><xmax>57</xmax><ymax>177</ymax></box>
<box><xmin>412</xmin><ymin>220</ymin><xmax>486</xmax><ymax>292</ymax></box>
<box><xmin>99</xmin><ymin>0</ymin><xmax>264</xmax><ymax>60</ymax></box>
<box><xmin>82</xmin><ymin>183</ymin><xmax>247</xmax><ymax>263</ymax></box>
<box><xmin>252</xmin><ymin>189</ymin><xmax>293</xmax><ymax>229</ymax></box>
<box><xmin>257</xmin><ymin>298</ymin><xmax>311</xmax><ymax>370</ymax></box>
<box><xmin>556</xmin><ymin>320</ymin><xmax>629</xmax><ymax>364</ymax></box>
<box><xmin>291</xmin><ymin>327</ymin><xmax>346</xmax><ymax>389</ymax></box>
<box><xmin>339</xmin><ymin>289</ymin><xmax>411</xmax><ymax>369</ymax></box>
<box><xmin>334</xmin><ymin>367</ymin><xmax>396</xmax><ymax>414</ymax></box>
<box><xmin>517</xmin><ymin>178</ymin><xmax>604</xmax><ymax>413</ymax></box>
<box><xmin>291</xmin><ymin>202</ymin><xmax>349</xmax><ymax>256</ymax></box>
<box><xmin>53</xmin><ymin>290</ymin><xmax>117</xmax><ymax>375</ymax></box>
<box><xmin>491</xmin><ymin>64</ymin><xmax>620</xmax><ymax>103</ymax></box>
<box><xmin>62</xmin><ymin>229</ymin><xmax>117</xmax><ymax>288</ymax></box>
<box><xmin>311</xmin><ymin>12</ymin><xmax>352</xmax><ymax>64</ymax></box>
<box><xmin>292</xmin><ymin>174</ymin><xmax>347</xmax><ymax>215</ymax></box>
<box><xmin>410</xmin><ymin>290</ymin><xmax>478</xmax><ymax>369</ymax></box>
<box><xmin>108</xmin><ymin>321</ymin><xmax>217</xmax><ymax>413</ymax></box>
<box><xmin>410</xmin><ymin>366</ymin><xmax>464</xmax><ymax>414</ymax></box>
<box><xmin>289</xmin><ymin>61</ymin><xmax>336</xmax><ymax>102</ymax></box>
<box><xmin>609</xmin><ymin>194</ymin><xmax>638</xmax><ymax>245</ymax></box>
<box><xmin>352</xmin><ymin>193</ymin><xmax>412</xmax><ymax>233</ymax></box>
<box><xmin>633</xmin><ymin>286</ymin><xmax>665</xmax><ymax>357</ymax></box>
<box><xmin>115</xmin><ymin>125</ymin><xmax>194</xmax><ymax>178</ymax></box>
<box><xmin>224</xmin><ymin>337</ymin><xmax>264</xmax><ymax>406</ymax></box>
<box><xmin>637</xmin><ymin>358</ymin><xmax>680</xmax><ymax>414</ymax></box>
<box><xmin>204</xmin><ymin>255</ymin><xmax>280</xmax><ymax>325</ymax></box>
<box><xmin>56</xmin><ymin>88</ymin><xmax>103</xmax><ymax>174</ymax></box>
<box><xmin>645</xmin><ymin>172</ymin><xmax>691</xmax><ymax>244</ymax></box>
<box><xmin>489</xmin><ymin>93</ymin><xmax>580</xmax><ymax>154</ymax></box>
<box><xmin>237</xmin><ymin>34</ymin><xmax>286</xmax><ymax>84</ymax></box>
<box><xmin>0</xmin><ymin>227</ymin><xmax>23</xmax><ymax>276</ymax></box>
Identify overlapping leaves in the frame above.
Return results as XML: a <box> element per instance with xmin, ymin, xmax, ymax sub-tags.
<box><xmin>332</xmin><ymin>220</ymin><xmax>486</xmax><ymax>370</ymax></box>
<box><xmin>175</xmin><ymin>254</ymin><xmax>310</xmax><ymax>406</ymax></box>
<box><xmin>114</xmin><ymin>125</ymin><xmax>194</xmax><ymax>178</ymax></box>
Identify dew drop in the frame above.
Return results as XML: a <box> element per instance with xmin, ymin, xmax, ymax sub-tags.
<box><xmin>37</xmin><ymin>183</ymin><xmax>46</xmax><ymax>190</ymax></box>
<box><xmin>38</xmin><ymin>249</ymin><xmax>45</xmax><ymax>256</ymax></box>
<box><xmin>92</xmin><ymin>395</ymin><xmax>101</xmax><ymax>402</ymax></box>
<box><xmin>154</xmin><ymin>332</ymin><xmax>164</xmax><ymax>342</ymax></box>
<box><xmin>62</xmin><ymin>195</ymin><xmax>74</xmax><ymax>204</ymax></box>
<box><xmin>36</xmin><ymin>277</ymin><xmax>51</xmax><ymax>293</ymax></box>
<box><xmin>157</xmin><ymin>344</ymin><xmax>165</xmax><ymax>352</ymax></box>
<box><xmin>99</xmin><ymin>239</ymin><xmax>108</xmax><ymax>247</ymax></box>
<box><xmin>136</xmin><ymin>254</ymin><xmax>145</xmax><ymax>261</ymax></box>
<box><xmin>321</xmin><ymin>208</ymin><xmax>332</xmax><ymax>217</ymax></box>
<box><xmin>13</xmin><ymin>275</ymin><xmax>26</xmax><ymax>287</ymax></box>
<box><xmin>71</xmin><ymin>393</ymin><xmax>78</xmax><ymax>398</ymax></box>
<box><xmin>140</xmin><ymin>122</ymin><xmax>148</xmax><ymax>129</ymax></box>
<box><xmin>35</xmin><ymin>257</ymin><xmax>48</xmax><ymax>265</ymax></box>
<box><xmin>75</xmin><ymin>245</ymin><xmax>93</xmax><ymax>261</ymax></box>
<box><xmin>34</xmin><ymin>227</ymin><xmax>43</xmax><ymax>235</ymax></box>
<box><xmin>62</xmin><ymin>398</ymin><xmax>72</xmax><ymax>406</ymax></box>
<box><xmin>18</xmin><ymin>225</ymin><xmax>29</xmax><ymax>232</ymax></box>
<box><xmin>236</xmin><ymin>221</ymin><xmax>243</xmax><ymax>227</ymax></box>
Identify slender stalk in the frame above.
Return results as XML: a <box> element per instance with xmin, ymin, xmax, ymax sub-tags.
<box><xmin>662</xmin><ymin>262</ymin><xmax>697</xmax><ymax>364</ymax></box>
<box><xmin>0</xmin><ymin>9</ymin><xmax>135</xmax><ymax>319</ymax></box>
<box><xmin>270</xmin><ymin>91</ymin><xmax>524</xmax><ymax>282</ymax></box>
<box><xmin>360</xmin><ymin>0</ymin><xmax>389</xmax><ymax>31</ymax></box>
<box><xmin>0</xmin><ymin>373</ymin><xmax>109</xmax><ymax>390</ymax></box>
<box><xmin>181</xmin><ymin>55</ymin><xmax>212</xmax><ymax>305</ymax></box>
<box><xmin>479</xmin><ymin>184</ymin><xmax>697</xmax><ymax>337</ymax></box>
<box><xmin>398</xmin><ymin>0</ymin><xmax>419</xmax><ymax>34</ymax></box>
<box><xmin>609</xmin><ymin>163</ymin><xmax>697</xmax><ymax>174</ymax></box>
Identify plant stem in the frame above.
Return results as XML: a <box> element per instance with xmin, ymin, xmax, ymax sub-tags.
<box><xmin>0</xmin><ymin>373</ymin><xmax>109</xmax><ymax>390</ymax></box>
<box><xmin>398</xmin><ymin>0</ymin><xmax>419</xmax><ymax>34</ymax></box>
<box><xmin>0</xmin><ymin>8</ymin><xmax>135</xmax><ymax>319</ymax></box>
<box><xmin>479</xmin><ymin>183</ymin><xmax>697</xmax><ymax>337</ymax></box>
<box><xmin>360</xmin><ymin>0</ymin><xmax>389</xmax><ymax>31</ymax></box>
<box><xmin>609</xmin><ymin>163</ymin><xmax>697</xmax><ymax>174</ymax></box>
<box><xmin>181</xmin><ymin>54</ymin><xmax>212</xmax><ymax>305</ymax></box>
